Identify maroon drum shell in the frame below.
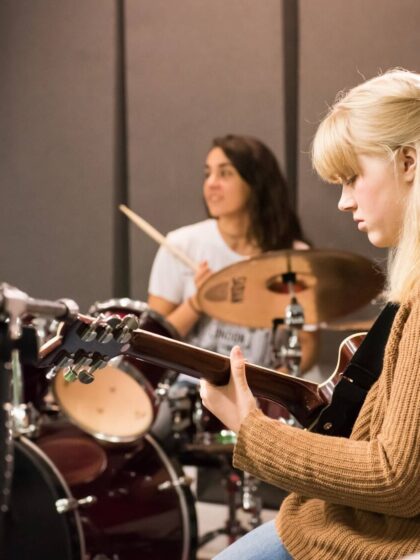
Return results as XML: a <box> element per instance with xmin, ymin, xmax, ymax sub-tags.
<box><xmin>37</xmin><ymin>421</ymin><xmax>197</xmax><ymax>560</ymax></box>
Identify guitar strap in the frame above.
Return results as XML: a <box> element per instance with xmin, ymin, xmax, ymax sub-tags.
<box><xmin>312</xmin><ymin>302</ymin><xmax>399</xmax><ymax>437</ymax></box>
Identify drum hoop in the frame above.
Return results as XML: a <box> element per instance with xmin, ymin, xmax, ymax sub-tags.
<box><xmin>52</xmin><ymin>358</ymin><xmax>154</xmax><ymax>444</ymax></box>
<box><xmin>17</xmin><ymin>435</ymin><xmax>86</xmax><ymax>558</ymax></box>
<box><xmin>88</xmin><ymin>298</ymin><xmax>148</xmax><ymax>315</ymax></box>
<box><xmin>145</xmin><ymin>433</ymin><xmax>195</xmax><ymax>560</ymax></box>
<box><xmin>139</xmin><ymin>308</ymin><xmax>181</xmax><ymax>341</ymax></box>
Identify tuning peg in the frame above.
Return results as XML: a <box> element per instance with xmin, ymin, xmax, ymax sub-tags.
<box><xmin>118</xmin><ymin>314</ymin><xmax>139</xmax><ymax>331</ymax></box>
<box><xmin>90</xmin><ymin>354</ymin><xmax>108</xmax><ymax>371</ymax></box>
<box><xmin>54</xmin><ymin>353</ymin><xmax>74</xmax><ymax>369</ymax></box>
<box><xmin>73</xmin><ymin>354</ymin><xmax>93</xmax><ymax>369</ymax></box>
<box><xmin>78</xmin><ymin>369</ymin><xmax>95</xmax><ymax>384</ymax></box>
<box><xmin>114</xmin><ymin>326</ymin><xmax>131</xmax><ymax>344</ymax></box>
<box><xmin>63</xmin><ymin>368</ymin><xmax>78</xmax><ymax>382</ymax></box>
<box><xmin>97</xmin><ymin>324</ymin><xmax>113</xmax><ymax>344</ymax></box>
<box><xmin>105</xmin><ymin>315</ymin><xmax>121</xmax><ymax>328</ymax></box>
<box><xmin>78</xmin><ymin>323</ymin><xmax>98</xmax><ymax>342</ymax></box>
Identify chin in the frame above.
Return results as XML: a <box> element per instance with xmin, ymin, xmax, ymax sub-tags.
<box><xmin>367</xmin><ymin>233</ymin><xmax>390</xmax><ymax>249</ymax></box>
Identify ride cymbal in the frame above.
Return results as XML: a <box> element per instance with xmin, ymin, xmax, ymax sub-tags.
<box><xmin>197</xmin><ymin>249</ymin><xmax>384</xmax><ymax>328</ymax></box>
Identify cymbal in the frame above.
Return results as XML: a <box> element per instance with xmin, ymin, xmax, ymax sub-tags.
<box><xmin>320</xmin><ymin>318</ymin><xmax>375</xmax><ymax>331</ymax></box>
<box><xmin>197</xmin><ymin>249</ymin><xmax>384</xmax><ymax>328</ymax></box>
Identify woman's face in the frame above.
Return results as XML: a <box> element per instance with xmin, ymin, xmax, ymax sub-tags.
<box><xmin>203</xmin><ymin>147</ymin><xmax>251</xmax><ymax>219</ymax></box>
<box><xmin>337</xmin><ymin>151</ymin><xmax>414</xmax><ymax>248</ymax></box>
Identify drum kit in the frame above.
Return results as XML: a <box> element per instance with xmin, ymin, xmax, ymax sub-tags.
<box><xmin>0</xmin><ymin>249</ymin><xmax>384</xmax><ymax>560</ymax></box>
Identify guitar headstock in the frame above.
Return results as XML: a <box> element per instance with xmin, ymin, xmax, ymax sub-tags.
<box><xmin>38</xmin><ymin>312</ymin><xmax>139</xmax><ymax>384</ymax></box>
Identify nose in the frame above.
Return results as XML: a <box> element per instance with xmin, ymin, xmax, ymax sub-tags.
<box><xmin>338</xmin><ymin>185</ymin><xmax>356</xmax><ymax>213</ymax></box>
<box><xmin>204</xmin><ymin>172</ymin><xmax>220</xmax><ymax>190</ymax></box>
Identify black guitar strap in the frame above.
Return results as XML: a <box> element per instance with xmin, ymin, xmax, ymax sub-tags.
<box><xmin>312</xmin><ymin>302</ymin><xmax>399</xmax><ymax>437</ymax></box>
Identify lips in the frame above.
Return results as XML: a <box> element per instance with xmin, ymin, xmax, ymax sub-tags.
<box><xmin>206</xmin><ymin>196</ymin><xmax>223</xmax><ymax>204</ymax></box>
<box><xmin>355</xmin><ymin>220</ymin><xmax>367</xmax><ymax>232</ymax></box>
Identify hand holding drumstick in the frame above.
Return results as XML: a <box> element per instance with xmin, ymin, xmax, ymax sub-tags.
<box><xmin>119</xmin><ymin>204</ymin><xmax>212</xmax><ymax>324</ymax></box>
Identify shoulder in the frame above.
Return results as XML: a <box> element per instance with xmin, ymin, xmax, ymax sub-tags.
<box><xmin>167</xmin><ymin>219</ymin><xmax>216</xmax><ymax>243</ymax></box>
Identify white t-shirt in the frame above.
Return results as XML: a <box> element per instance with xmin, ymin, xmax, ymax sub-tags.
<box><xmin>148</xmin><ymin>219</ymin><xmax>275</xmax><ymax>367</ymax></box>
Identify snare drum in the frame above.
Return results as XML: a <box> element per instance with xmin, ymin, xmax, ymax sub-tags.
<box><xmin>53</xmin><ymin>299</ymin><xmax>180</xmax><ymax>443</ymax></box>
<box><xmin>5</xmin><ymin>422</ymin><xmax>197</xmax><ymax>560</ymax></box>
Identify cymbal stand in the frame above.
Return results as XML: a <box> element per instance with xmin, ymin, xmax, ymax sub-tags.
<box><xmin>272</xmin><ymin>272</ymin><xmax>304</xmax><ymax>377</ymax></box>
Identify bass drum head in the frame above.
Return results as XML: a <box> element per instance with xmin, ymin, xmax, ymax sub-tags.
<box><xmin>4</xmin><ymin>437</ymin><xmax>84</xmax><ymax>560</ymax></box>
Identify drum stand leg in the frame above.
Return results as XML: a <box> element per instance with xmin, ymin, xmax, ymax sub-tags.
<box><xmin>198</xmin><ymin>461</ymin><xmax>262</xmax><ymax>548</ymax></box>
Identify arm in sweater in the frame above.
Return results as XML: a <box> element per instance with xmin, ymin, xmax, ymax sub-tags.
<box><xmin>234</xmin><ymin>299</ymin><xmax>420</xmax><ymax>518</ymax></box>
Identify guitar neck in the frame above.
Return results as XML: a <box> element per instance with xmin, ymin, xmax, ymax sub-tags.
<box><xmin>128</xmin><ymin>329</ymin><xmax>326</xmax><ymax>427</ymax></box>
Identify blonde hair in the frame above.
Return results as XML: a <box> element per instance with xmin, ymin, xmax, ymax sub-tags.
<box><xmin>312</xmin><ymin>69</ymin><xmax>420</xmax><ymax>303</ymax></box>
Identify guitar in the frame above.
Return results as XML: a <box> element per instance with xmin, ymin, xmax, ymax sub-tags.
<box><xmin>38</xmin><ymin>312</ymin><xmax>366</xmax><ymax>431</ymax></box>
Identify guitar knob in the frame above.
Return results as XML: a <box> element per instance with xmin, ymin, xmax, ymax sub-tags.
<box><xmin>78</xmin><ymin>369</ymin><xmax>95</xmax><ymax>384</ymax></box>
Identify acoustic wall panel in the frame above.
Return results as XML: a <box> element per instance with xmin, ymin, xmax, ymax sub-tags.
<box><xmin>0</xmin><ymin>0</ymin><xmax>116</xmax><ymax>311</ymax></box>
<box><xmin>298</xmin><ymin>0</ymin><xmax>420</xmax><ymax>260</ymax></box>
<box><xmin>125</xmin><ymin>0</ymin><xmax>287</xmax><ymax>299</ymax></box>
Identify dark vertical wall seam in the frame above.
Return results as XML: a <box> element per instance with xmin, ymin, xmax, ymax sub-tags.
<box><xmin>113</xmin><ymin>0</ymin><xmax>130</xmax><ymax>296</ymax></box>
<box><xmin>282</xmin><ymin>0</ymin><xmax>299</xmax><ymax>209</ymax></box>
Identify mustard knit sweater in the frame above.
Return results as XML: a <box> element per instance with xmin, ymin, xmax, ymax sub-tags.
<box><xmin>234</xmin><ymin>293</ymin><xmax>420</xmax><ymax>559</ymax></box>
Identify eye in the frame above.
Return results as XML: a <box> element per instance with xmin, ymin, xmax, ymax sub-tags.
<box><xmin>343</xmin><ymin>175</ymin><xmax>357</xmax><ymax>186</ymax></box>
<box><xmin>220</xmin><ymin>168</ymin><xmax>233</xmax><ymax>178</ymax></box>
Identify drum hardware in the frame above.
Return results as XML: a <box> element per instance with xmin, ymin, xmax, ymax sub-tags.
<box><xmin>198</xmin><ymin>463</ymin><xmax>259</xmax><ymax>548</ymax></box>
<box><xmin>56</xmin><ymin>495</ymin><xmax>97</xmax><ymax>513</ymax></box>
<box><xmin>271</xmin><ymin>272</ymin><xmax>305</xmax><ymax>377</ymax></box>
<box><xmin>0</xmin><ymin>284</ymin><xmax>79</xmax><ymax>557</ymax></box>
<box><xmin>158</xmin><ymin>474</ymin><xmax>193</xmax><ymax>491</ymax></box>
<box><xmin>241</xmin><ymin>472</ymin><xmax>262</xmax><ymax>529</ymax></box>
<box><xmin>155</xmin><ymin>369</ymin><xmax>181</xmax><ymax>405</ymax></box>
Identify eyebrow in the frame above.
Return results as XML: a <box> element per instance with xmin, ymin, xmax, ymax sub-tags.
<box><xmin>204</xmin><ymin>162</ymin><xmax>234</xmax><ymax>170</ymax></box>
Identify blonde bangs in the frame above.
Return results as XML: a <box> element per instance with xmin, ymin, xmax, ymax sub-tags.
<box><xmin>312</xmin><ymin>108</ymin><xmax>360</xmax><ymax>184</ymax></box>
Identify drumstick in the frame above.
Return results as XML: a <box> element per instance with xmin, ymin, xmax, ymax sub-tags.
<box><xmin>119</xmin><ymin>204</ymin><xmax>199</xmax><ymax>272</ymax></box>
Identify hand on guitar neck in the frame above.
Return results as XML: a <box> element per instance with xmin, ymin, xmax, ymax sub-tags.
<box><xmin>200</xmin><ymin>345</ymin><xmax>258</xmax><ymax>434</ymax></box>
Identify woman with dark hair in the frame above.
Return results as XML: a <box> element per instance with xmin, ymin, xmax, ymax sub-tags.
<box><xmin>148</xmin><ymin>134</ymin><xmax>316</xmax><ymax>371</ymax></box>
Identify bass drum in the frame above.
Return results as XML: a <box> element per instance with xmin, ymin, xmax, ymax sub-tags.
<box><xmin>4</xmin><ymin>436</ymin><xmax>85</xmax><ymax>560</ymax></box>
<box><xmin>5</xmin><ymin>423</ymin><xmax>197</xmax><ymax>560</ymax></box>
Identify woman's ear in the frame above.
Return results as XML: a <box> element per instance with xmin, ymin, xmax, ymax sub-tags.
<box><xmin>400</xmin><ymin>146</ymin><xmax>417</xmax><ymax>184</ymax></box>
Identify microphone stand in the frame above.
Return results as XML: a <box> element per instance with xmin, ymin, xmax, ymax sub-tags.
<box><xmin>0</xmin><ymin>284</ymin><xmax>78</xmax><ymax>556</ymax></box>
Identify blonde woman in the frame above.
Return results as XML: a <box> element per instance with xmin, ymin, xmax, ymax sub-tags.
<box><xmin>201</xmin><ymin>69</ymin><xmax>420</xmax><ymax>559</ymax></box>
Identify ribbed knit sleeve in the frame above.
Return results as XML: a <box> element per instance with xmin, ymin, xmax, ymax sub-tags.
<box><xmin>233</xmin><ymin>299</ymin><xmax>420</xmax><ymax>517</ymax></box>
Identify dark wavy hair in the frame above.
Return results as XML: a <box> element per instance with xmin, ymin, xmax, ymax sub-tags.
<box><xmin>211</xmin><ymin>134</ymin><xmax>308</xmax><ymax>251</ymax></box>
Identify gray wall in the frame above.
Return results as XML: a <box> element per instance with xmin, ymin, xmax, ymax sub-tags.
<box><xmin>1</xmin><ymin>0</ymin><xmax>420</xmax><ymax>324</ymax></box>
<box><xmin>126</xmin><ymin>0</ymin><xmax>287</xmax><ymax>299</ymax></box>
<box><xmin>0</xmin><ymin>0</ymin><xmax>117</xmax><ymax>311</ymax></box>
<box><xmin>299</xmin><ymin>0</ymin><xmax>420</xmax><ymax>261</ymax></box>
